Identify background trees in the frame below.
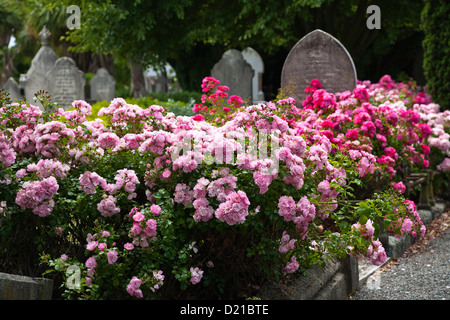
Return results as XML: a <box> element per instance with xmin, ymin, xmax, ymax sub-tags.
<box><xmin>1</xmin><ymin>0</ymin><xmax>447</xmax><ymax>107</ymax></box>
<box><xmin>421</xmin><ymin>0</ymin><xmax>450</xmax><ymax>110</ymax></box>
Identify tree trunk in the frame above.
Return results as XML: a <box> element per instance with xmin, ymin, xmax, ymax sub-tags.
<box><xmin>0</xmin><ymin>33</ymin><xmax>16</xmax><ymax>86</ymax></box>
<box><xmin>129</xmin><ymin>62</ymin><xmax>146</xmax><ymax>98</ymax></box>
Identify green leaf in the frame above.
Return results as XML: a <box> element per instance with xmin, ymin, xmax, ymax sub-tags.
<box><xmin>358</xmin><ymin>214</ymin><xmax>368</xmax><ymax>225</ymax></box>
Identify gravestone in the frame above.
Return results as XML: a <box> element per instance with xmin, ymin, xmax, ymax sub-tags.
<box><xmin>45</xmin><ymin>57</ymin><xmax>86</xmax><ymax>109</ymax></box>
<box><xmin>211</xmin><ymin>49</ymin><xmax>254</xmax><ymax>102</ymax></box>
<box><xmin>21</xmin><ymin>26</ymin><xmax>58</xmax><ymax>107</ymax></box>
<box><xmin>281</xmin><ymin>29</ymin><xmax>357</xmax><ymax>105</ymax></box>
<box><xmin>90</xmin><ymin>68</ymin><xmax>116</xmax><ymax>102</ymax></box>
<box><xmin>144</xmin><ymin>63</ymin><xmax>177</xmax><ymax>93</ymax></box>
<box><xmin>242</xmin><ymin>47</ymin><xmax>265</xmax><ymax>104</ymax></box>
<box><xmin>2</xmin><ymin>77</ymin><xmax>21</xmax><ymax>100</ymax></box>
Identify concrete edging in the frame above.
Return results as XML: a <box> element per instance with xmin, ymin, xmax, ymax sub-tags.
<box><xmin>0</xmin><ymin>272</ymin><xmax>53</xmax><ymax>300</ymax></box>
<box><xmin>259</xmin><ymin>255</ymin><xmax>359</xmax><ymax>300</ymax></box>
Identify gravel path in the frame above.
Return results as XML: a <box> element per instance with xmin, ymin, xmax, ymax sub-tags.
<box><xmin>351</xmin><ymin>216</ymin><xmax>450</xmax><ymax>300</ymax></box>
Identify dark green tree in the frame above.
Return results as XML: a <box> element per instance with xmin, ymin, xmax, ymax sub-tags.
<box><xmin>0</xmin><ymin>0</ymin><xmax>23</xmax><ymax>85</ymax></box>
<box><xmin>41</xmin><ymin>0</ymin><xmax>427</xmax><ymax>96</ymax></box>
<box><xmin>422</xmin><ymin>0</ymin><xmax>450</xmax><ymax>110</ymax></box>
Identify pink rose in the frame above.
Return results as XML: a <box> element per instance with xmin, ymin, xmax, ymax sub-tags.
<box><xmin>85</xmin><ymin>257</ymin><xmax>97</xmax><ymax>269</ymax></box>
<box><xmin>107</xmin><ymin>250</ymin><xmax>118</xmax><ymax>264</ymax></box>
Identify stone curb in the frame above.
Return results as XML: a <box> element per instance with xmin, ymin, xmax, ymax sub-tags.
<box><xmin>0</xmin><ymin>272</ymin><xmax>53</xmax><ymax>300</ymax></box>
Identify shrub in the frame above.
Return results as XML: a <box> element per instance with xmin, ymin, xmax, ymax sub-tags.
<box><xmin>422</xmin><ymin>0</ymin><xmax>450</xmax><ymax>110</ymax></box>
<box><xmin>0</xmin><ymin>74</ymin><xmax>447</xmax><ymax>299</ymax></box>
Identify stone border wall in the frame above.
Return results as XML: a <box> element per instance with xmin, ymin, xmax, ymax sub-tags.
<box><xmin>259</xmin><ymin>255</ymin><xmax>359</xmax><ymax>300</ymax></box>
<box><xmin>0</xmin><ymin>272</ymin><xmax>53</xmax><ymax>300</ymax></box>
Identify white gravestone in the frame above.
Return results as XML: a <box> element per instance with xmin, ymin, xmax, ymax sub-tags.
<box><xmin>242</xmin><ymin>47</ymin><xmax>265</xmax><ymax>104</ymax></box>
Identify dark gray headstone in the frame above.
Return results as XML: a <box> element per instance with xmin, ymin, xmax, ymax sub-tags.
<box><xmin>45</xmin><ymin>57</ymin><xmax>85</xmax><ymax>109</ymax></box>
<box><xmin>211</xmin><ymin>49</ymin><xmax>254</xmax><ymax>102</ymax></box>
<box><xmin>2</xmin><ymin>77</ymin><xmax>21</xmax><ymax>100</ymax></box>
<box><xmin>90</xmin><ymin>68</ymin><xmax>115</xmax><ymax>102</ymax></box>
<box><xmin>281</xmin><ymin>29</ymin><xmax>357</xmax><ymax>105</ymax></box>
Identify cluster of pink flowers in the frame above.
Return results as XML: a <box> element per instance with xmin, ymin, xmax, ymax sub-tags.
<box><xmin>126</xmin><ymin>206</ymin><xmax>159</xmax><ymax>248</ymax></box>
<box><xmin>173</xmin><ymin>183</ymin><xmax>194</xmax><ymax>206</ymax></box>
<box><xmin>57</xmin><ymin>100</ymin><xmax>92</xmax><ymax>125</ymax></box>
<box><xmin>17</xmin><ymin>159</ymin><xmax>70</xmax><ymax>179</ymax></box>
<box><xmin>192</xmin><ymin>76</ymin><xmax>245</xmax><ymax>122</ymax></box>
<box><xmin>84</xmin><ymin>256</ymin><xmax>97</xmax><ymax>287</ymax></box>
<box><xmin>97</xmin><ymin>132</ymin><xmax>121</xmax><ymax>150</ymax></box>
<box><xmin>391</xmin><ymin>200</ymin><xmax>426</xmax><ymax>238</ymax></box>
<box><xmin>34</xmin><ymin>121</ymin><xmax>75</xmax><ymax>158</ymax></box>
<box><xmin>390</xmin><ymin>181</ymin><xmax>406</xmax><ymax>194</ymax></box>
<box><xmin>127</xmin><ymin>276</ymin><xmax>143</xmax><ymax>298</ymax></box>
<box><xmin>138</xmin><ymin>130</ymin><xmax>174</xmax><ymax>155</ymax></box>
<box><xmin>79</xmin><ymin>169</ymin><xmax>140</xmax><ymax>214</ymax></box>
<box><xmin>215</xmin><ymin>190</ymin><xmax>250</xmax><ymax>225</ymax></box>
<box><xmin>9</xmin><ymin>124</ymin><xmax>37</xmax><ymax>155</ymax></box>
<box><xmin>351</xmin><ymin>220</ymin><xmax>387</xmax><ymax>266</ymax></box>
<box><xmin>0</xmin><ymin>133</ymin><xmax>16</xmax><ymax>167</ymax></box>
<box><xmin>189</xmin><ymin>267</ymin><xmax>204</xmax><ymax>285</ymax></box>
<box><xmin>126</xmin><ymin>270</ymin><xmax>164</xmax><ymax>297</ymax></box>
<box><xmin>279</xmin><ymin>231</ymin><xmax>296</xmax><ymax>253</ymax></box>
<box><xmin>15</xmin><ymin>176</ymin><xmax>59</xmax><ymax>217</ymax></box>
<box><xmin>79</xmin><ymin>171</ymin><xmax>110</xmax><ymax>194</ymax></box>
<box><xmin>284</xmin><ymin>256</ymin><xmax>300</xmax><ymax>273</ymax></box>
<box><xmin>114</xmin><ymin>169</ymin><xmax>140</xmax><ymax>199</ymax></box>
<box><xmin>277</xmin><ymin>195</ymin><xmax>316</xmax><ymax>237</ymax></box>
<box><xmin>192</xmin><ymin>178</ymin><xmax>214</xmax><ymax>222</ymax></box>
<box><xmin>97</xmin><ymin>195</ymin><xmax>120</xmax><ymax>217</ymax></box>
<box><xmin>150</xmin><ymin>270</ymin><xmax>165</xmax><ymax>292</ymax></box>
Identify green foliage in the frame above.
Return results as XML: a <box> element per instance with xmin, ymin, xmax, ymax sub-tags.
<box><xmin>421</xmin><ymin>0</ymin><xmax>450</xmax><ymax>110</ymax></box>
<box><xmin>86</xmin><ymin>92</ymin><xmax>198</xmax><ymax>122</ymax></box>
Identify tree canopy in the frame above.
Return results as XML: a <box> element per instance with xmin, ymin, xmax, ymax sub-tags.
<box><xmin>2</xmin><ymin>0</ymin><xmax>430</xmax><ymax>97</ymax></box>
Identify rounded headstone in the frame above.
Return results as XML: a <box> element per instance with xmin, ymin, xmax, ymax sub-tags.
<box><xmin>211</xmin><ymin>49</ymin><xmax>254</xmax><ymax>102</ymax></box>
<box><xmin>281</xmin><ymin>29</ymin><xmax>357</xmax><ymax>106</ymax></box>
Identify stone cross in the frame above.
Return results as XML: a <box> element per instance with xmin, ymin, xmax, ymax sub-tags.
<box><xmin>211</xmin><ymin>49</ymin><xmax>254</xmax><ymax>103</ymax></box>
<box><xmin>281</xmin><ymin>29</ymin><xmax>357</xmax><ymax>105</ymax></box>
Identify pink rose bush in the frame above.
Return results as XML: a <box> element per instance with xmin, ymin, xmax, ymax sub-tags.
<box><xmin>0</xmin><ymin>74</ymin><xmax>447</xmax><ymax>299</ymax></box>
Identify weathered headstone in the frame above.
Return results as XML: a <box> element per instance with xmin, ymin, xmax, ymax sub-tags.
<box><xmin>45</xmin><ymin>57</ymin><xmax>86</xmax><ymax>109</ymax></box>
<box><xmin>211</xmin><ymin>49</ymin><xmax>254</xmax><ymax>102</ymax></box>
<box><xmin>144</xmin><ymin>63</ymin><xmax>177</xmax><ymax>93</ymax></box>
<box><xmin>90</xmin><ymin>68</ymin><xmax>116</xmax><ymax>102</ymax></box>
<box><xmin>2</xmin><ymin>77</ymin><xmax>21</xmax><ymax>100</ymax></box>
<box><xmin>21</xmin><ymin>26</ymin><xmax>58</xmax><ymax>107</ymax></box>
<box><xmin>242</xmin><ymin>47</ymin><xmax>265</xmax><ymax>104</ymax></box>
<box><xmin>281</xmin><ymin>29</ymin><xmax>357</xmax><ymax>105</ymax></box>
